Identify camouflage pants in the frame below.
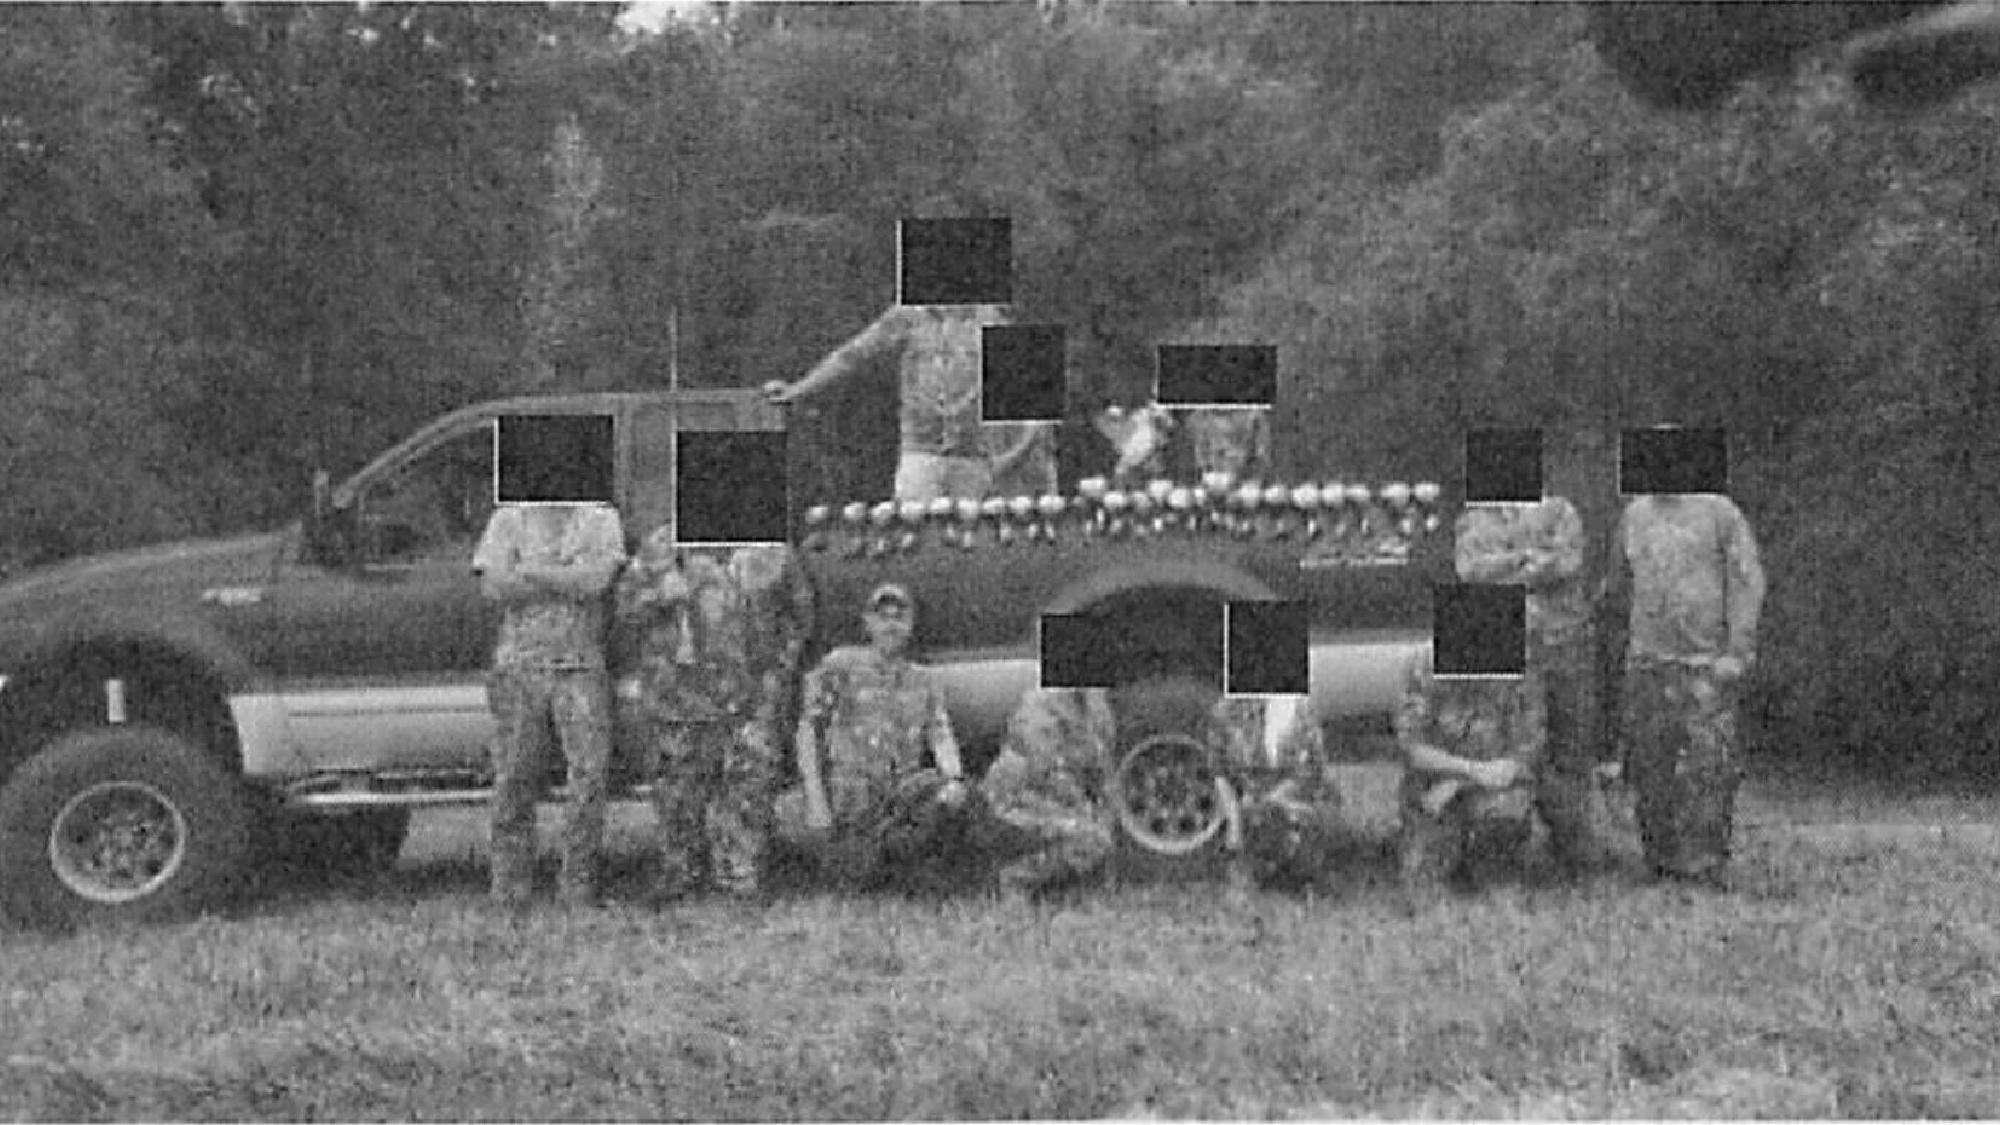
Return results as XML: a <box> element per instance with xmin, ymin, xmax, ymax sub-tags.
<box><xmin>646</xmin><ymin>714</ymin><xmax>778</xmax><ymax>897</ymax></box>
<box><xmin>1398</xmin><ymin>786</ymin><xmax>1536</xmax><ymax>890</ymax></box>
<box><xmin>1623</xmin><ymin>660</ymin><xmax>1742</xmax><ymax>879</ymax></box>
<box><xmin>809</xmin><ymin>768</ymin><xmax>968</xmax><ymax>890</ymax></box>
<box><xmin>487</xmin><ymin>667</ymin><xmax>614</xmax><ymax>904</ymax></box>
<box><xmin>982</xmin><ymin>746</ymin><xmax>1116</xmax><ymax>893</ymax></box>
<box><xmin>1534</xmin><ymin>640</ymin><xmax>1605</xmax><ymax>874</ymax></box>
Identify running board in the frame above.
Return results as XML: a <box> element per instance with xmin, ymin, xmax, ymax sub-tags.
<box><xmin>281</xmin><ymin>772</ymin><xmax>659</xmax><ymax>810</ymax></box>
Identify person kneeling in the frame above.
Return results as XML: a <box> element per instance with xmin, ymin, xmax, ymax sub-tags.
<box><xmin>982</xmin><ymin>686</ymin><xmax>1121</xmax><ymax>901</ymax></box>
<box><xmin>1393</xmin><ymin>646</ymin><xmax>1545</xmax><ymax>897</ymax></box>
<box><xmin>785</xmin><ymin>585</ymin><xmax>971</xmax><ymax>891</ymax></box>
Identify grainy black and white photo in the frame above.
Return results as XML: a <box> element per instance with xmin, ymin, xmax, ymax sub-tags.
<box><xmin>4</xmin><ymin>1</ymin><xmax>2000</xmax><ymax>1118</ymax></box>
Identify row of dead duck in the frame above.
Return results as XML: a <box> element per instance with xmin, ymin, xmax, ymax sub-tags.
<box><xmin>800</xmin><ymin>475</ymin><xmax>1445</xmax><ymax>557</ymax></box>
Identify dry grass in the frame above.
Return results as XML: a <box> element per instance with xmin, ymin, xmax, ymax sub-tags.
<box><xmin>4</xmin><ymin>765</ymin><xmax>2000</xmax><ymax>1121</ymax></box>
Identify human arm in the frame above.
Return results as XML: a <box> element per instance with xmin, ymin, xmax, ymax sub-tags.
<box><xmin>771</xmin><ymin>308</ymin><xmax>907</xmax><ymax>403</ymax></box>
<box><xmin>472</xmin><ymin>508</ymin><xmax>538</xmax><ymax>604</ymax></box>
<box><xmin>921</xmin><ymin>678</ymin><xmax>967</xmax><ymax>804</ymax></box>
<box><xmin>796</xmin><ymin>668</ymin><xmax>834</xmax><ymax>830</ymax></box>
<box><xmin>925</xmin><ymin>680</ymin><xmax>965</xmax><ymax>781</ymax></box>
<box><xmin>987</xmin><ymin>423</ymin><xmax>1052</xmax><ymax>479</ymax></box>
<box><xmin>516</xmin><ymin>508</ymin><xmax>627</xmax><ymax>601</ymax></box>
<box><xmin>1720</xmin><ymin>499</ymin><xmax>1766</xmax><ymax>675</ymax></box>
<box><xmin>1392</xmin><ymin>658</ymin><xmax>1516</xmax><ymax>789</ymax></box>
<box><xmin>615</xmin><ymin>528</ymin><xmax>692</xmax><ymax>618</ymax></box>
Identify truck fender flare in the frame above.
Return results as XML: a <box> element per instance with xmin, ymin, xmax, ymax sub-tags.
<box><xmin>1040</xmin><ymin>560</ymin><xmax>1278</xmax><ymax>618</ymax></box>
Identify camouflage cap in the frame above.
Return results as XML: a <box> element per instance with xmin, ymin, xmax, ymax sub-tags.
<box><xmin>866</xmin><ymin>583</ymin><xmax>914</xmax><ymax>614</ymax></box>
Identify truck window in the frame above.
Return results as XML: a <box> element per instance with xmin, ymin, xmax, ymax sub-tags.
<box><xmin>355</xmin><ymin>427</ymin><xmax>495</xmax><ymax>566</ymax></box>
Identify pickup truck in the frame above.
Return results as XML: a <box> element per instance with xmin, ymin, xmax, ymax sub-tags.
<box><xmin>0</xmin><ymin>388</ymin><xmax>1446</xmax><ymax>928</ymax></box>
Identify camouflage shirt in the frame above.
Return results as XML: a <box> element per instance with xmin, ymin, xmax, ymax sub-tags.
<box><xmin>1393</xmin><ymin>647</ymin><xmax>1545</xmax><ymax>816</ymax></box>
<box><xmin>800</xmin><ymin>645</ymin><xmax>961</xmax><ymax>792</ymax></box>
<box><xmin>613</xmin><ymin>530</ymin><xmax>815</xmax><ymax>722</ymax></box>
<box><xmin>1207</xmin><ymin>696</ymin><xmax>1326</xmax><ymax>785</ymax></box>
<box><xmin>472</xmin><ymin>504</ymin><xmax>626</xmax><ymax>672</ymax></box>
<box><xmin>803</xmin><ymin>305</ymin><xmax>1007</xmax><ymax>458</ymax></box>
<box><xmin>1609</xmin><ymin>494</ymin><xmax>1766</xmax><ymax>664</ymax></box>
<box><xmin>1454</xmin><ymin>498</ymin><xmax>1593</xmax><ymax>655</ymax></box>
<box><xmin>998</xmin><ymin>685</ymin><xmax>1119</xmax><ymax>791</ymax></box>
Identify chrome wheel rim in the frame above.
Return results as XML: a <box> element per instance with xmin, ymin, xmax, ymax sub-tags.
<box><xmin>1112</xmin><ymin>735</ymin><xmax>1228</xmax><ymax>855</ymax></box>
<box><xmin>47</xmin><ymin>781</ymin><xmax>188</xmax><ymax>904</ymax></box>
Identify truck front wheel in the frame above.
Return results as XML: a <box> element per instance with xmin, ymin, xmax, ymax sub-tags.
<box><xmin>1107</xmin><ymin>675</ymin><xmax>1237</xmax><ymax>864</ymax></box>
<box><xmin>0</xmin><ymin>726</ymin><xmax>251</xmax><ymax>930</ymax></box>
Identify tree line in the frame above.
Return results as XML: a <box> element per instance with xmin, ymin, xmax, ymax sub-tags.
<box><xmin>2</xmin><ymin>1</ymin><xmax>1993</xmax><ymax>778</ymax></box>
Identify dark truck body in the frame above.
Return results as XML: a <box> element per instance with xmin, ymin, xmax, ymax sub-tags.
<box><xmin>0</xmin><ymin>388</ymin><xmax>1438</xmax><ymax>924</ymax></box>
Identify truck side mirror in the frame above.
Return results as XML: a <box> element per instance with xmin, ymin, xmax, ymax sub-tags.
<box><xmin>306</xmin><ymin>470</ymin><xmax>353</xmax><ymax>565</ymax></box>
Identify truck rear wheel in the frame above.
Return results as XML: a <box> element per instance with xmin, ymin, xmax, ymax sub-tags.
<box><xmin>1106</xmin><ymin>675</ymin><xmax>1237</xmax><ymax>869</ymax></box>
<box><xmin>0</xmin><ymin>726</ymin><xmax>250</xmax><ymax>930</ymax></box>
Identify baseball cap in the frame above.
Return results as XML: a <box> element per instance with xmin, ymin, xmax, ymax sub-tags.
<box><xmin>866</xmin><ymin>583</ymin><xmax>914</xmax><ymax>614</ymax></box>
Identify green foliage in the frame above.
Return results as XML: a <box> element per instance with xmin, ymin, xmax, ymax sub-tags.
<box><xmin>3</xmin><ymin>3</ymin><xmax>1996</xmax><ymax>763</ymax></box>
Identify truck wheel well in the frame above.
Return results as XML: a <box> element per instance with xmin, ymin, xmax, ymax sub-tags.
<box><xmin>1086</xmin><ymin>587</ymin><xmax>1229</xmax><ymax>687</ymax></box>
<box><xmin>0</xmin><ymin>642</ymin><xmax>240</xmax><ymax>792</ymax></box>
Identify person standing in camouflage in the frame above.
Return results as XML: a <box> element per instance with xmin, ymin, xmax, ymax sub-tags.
<box><xmin>472</xmin><ymin>502</ymin><xmax>628</xmax><ymax>908</ymax></box>
<box><xmin>982</xmin><ymin>686</ymin><xmax>1121</xmax><ymax>899</ymax></box>
<box><xmin>1603</xmin><ymin>491</ymin><xmax>1766</xmax><ymax>887</ymax></box>
<box><xmin>1207</xmin><ymin>696</ymin><xmax>1345</xmax><ymax>892</ymax></box>
<box><xmin>1454</xmin><ymin>497</ymin><xmax>1604</xmax><ymax>876</ymax></box>
<box><xmin>791</xmin><ymin>584</ymin><xmax>970</xmax><ymax>890</ymax></box>
<box><xmin>1393</xmin><ymin>646</ymin><xmax>1547</xmax><ymax>894</ymax></box>
<box><xmin>613</xmin><ymin>525</ymin><xmax>814</xmax><ymax>903</ymax></box>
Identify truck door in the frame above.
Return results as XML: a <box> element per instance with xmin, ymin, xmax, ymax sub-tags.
<box><xmin>247</xmin><ymin>422</ymin><xmax>498</xmax><ymax>683</ymax></box>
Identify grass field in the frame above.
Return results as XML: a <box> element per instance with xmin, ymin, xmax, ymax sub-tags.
<box><xmin>5</xmin><ymin>764</ymin><xmax>2000</xmax><ymax>1121</ymax></box>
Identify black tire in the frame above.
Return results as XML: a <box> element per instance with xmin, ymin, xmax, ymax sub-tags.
<box><xmin>0</xmin><ymin>725</ymin><xmax>251</xmax><ymax>931</ymax></box>
<box><xmin>257</xmin><ymin>808</ymin><xmax>412</xmax><ymax>882</ymax></box>
<box><xmin>1106</xmin><ymin>674</ymin><xmax>1236</xmax><ymax>876</ymax></box>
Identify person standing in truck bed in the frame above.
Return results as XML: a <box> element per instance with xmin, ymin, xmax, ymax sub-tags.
<box><xmin>472</xmin><ymin>501</ymin><xmax>627</xmax><ymax>910</ymax></box>
<box><xmin>614</xmin><ymin>522</ymin><xmax>814</xmax><ymax>905</ymax></box>
<box><xmin>765</xmin><ymin>301</ymin><xmax>1013</xmax><ymax>503</ymax></box>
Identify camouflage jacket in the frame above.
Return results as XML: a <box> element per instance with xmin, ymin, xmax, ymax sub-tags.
<box><xmin>472</xmin><ymin>504</ymin><xmax>626</xmax><ymax>672</ymax></box>
<box><xmin>612</xmin><ymin>531</ymin><xmax>814</xmax><ymax>723</ymax></box>
<box><xmin>802</xmin><ymin>304</ymin><xmax>1008</xmax><ymax>458</ymax></box>
<box><xmin>1454</xmin><ymin>498</ymin><xmax>1593</xmax><ymax>656</ymax></box>
<box><xmin>1393</xmin><ymin>647</ymin><xmax>1545</xmax><ymax>816</ymax></box>
<box><xmin>799</xmin><ymin>645</ymin><xmax>961</xmax><ymax>787</ymax></box>
<box><xmin>1606</xmin><ymin>494</ymin><xmax>1765</xmax><ymax>665</ymax></box>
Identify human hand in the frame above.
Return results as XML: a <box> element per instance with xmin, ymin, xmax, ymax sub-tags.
<box><xmin>936</xmin><ymin>779</ymin><xmax>967</xmax><ymax>807</ymax></box>
<box><xmin>762</xmin><ymin>379</ymin><xmax>797</xmax><ymax>405</ymax></box>
<box><xmin>1711</xmin><ymin>655</ymin><xmax>1747</xmax><ymax>682</ymax></box>
<box><xmin>616</xmin><ymin>676</ymin><xmax>644</xmax><ymax>703</ymax></box>
<box><xmin>805</xmin><ymin>802</ymin><xmax>834</xmax><ymax>832</ymax></box>
<box><xmin>1479</xmin><ymin>758</ymin><xmax>1525</xmax><ymax>790</ymax></box>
